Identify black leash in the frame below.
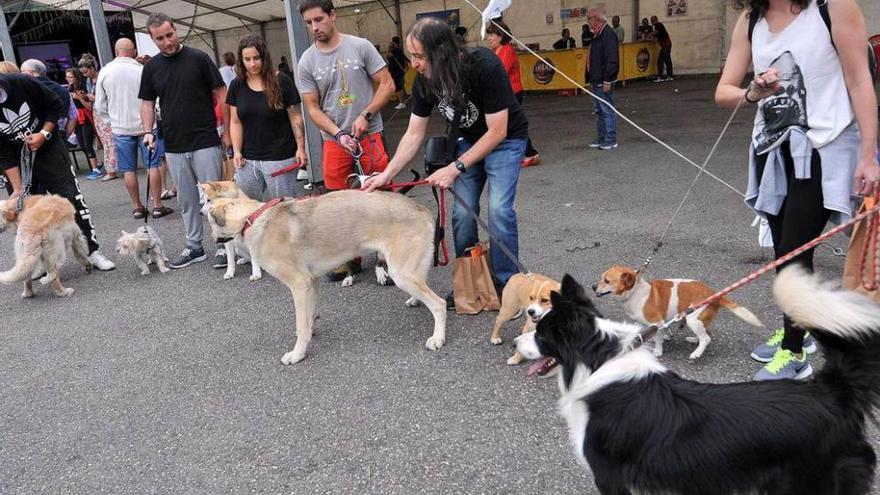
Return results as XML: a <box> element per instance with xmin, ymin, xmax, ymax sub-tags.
<box><xmin>143</xmin><ymin>144</ymin><xmax>152</xmax><ymax>225</ymax></box>
<box><xmin>447</xmin><ymin>186</ymin><xmax>529</xmax><ymax>275</ymax></box>
<box><xmin>16</xmin><ymin>138</ymin><xmax>34</xmax><ymax>212</ymax></box>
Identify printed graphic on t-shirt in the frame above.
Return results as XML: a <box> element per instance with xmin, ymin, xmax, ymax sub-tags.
<box><xmin>0</xmin><ymin>102</ymin><xmax>36</xmax><ymax>140</ymax></box>
<box><xmin>754</xmin><ymin>51</ymin><xmax>807</xmax><ymax>155</ymax></box>
<box><xmin>311</xmin><ymin>58</ymin><xmax>365</xmax><ymax>108</ymax></box>
<box><xmin>437</xmin><ymin>97</ymin><xmax>479</xmax><ymax>129</ymax></box>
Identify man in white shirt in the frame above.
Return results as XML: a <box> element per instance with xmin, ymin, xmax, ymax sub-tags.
<box><xmin>95</xmin><ymin>38</ymin><xmax>173</xmax><ymax>219</ymax></box>
<box><xmin>219</xmin><ymin>52</ymin><xmax>236</xmax><ymax>87</ymax></box>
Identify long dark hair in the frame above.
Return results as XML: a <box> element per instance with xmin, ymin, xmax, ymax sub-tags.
<box><xmin>235</xmin><ymin>34</ymin><xmax>283</xmax><ymax>111</ymax></box>
<box><xmin>65</xmin><ymin>68</ymin><xmax>85</xmax><ymax>92</ymax></box>
<box><xmin>407</xmin><ymin>18</ymin><xmax>469</xmax><ymax>109</ymax></box>
<box><xmin>731</xmin><ymin>0</ymin><xmax>811</xmax><ymax>15</ymax></box>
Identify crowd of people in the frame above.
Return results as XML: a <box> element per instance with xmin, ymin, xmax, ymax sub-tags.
<box><xmin>0</xmin><ymin>0</ymin><xmax>876</xmax><ymax>384</ymax></box>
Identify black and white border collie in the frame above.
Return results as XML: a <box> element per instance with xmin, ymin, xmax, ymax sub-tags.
<box><xmin>515</xmin><ymin>268</ymin><xmax>880</xmax><ymax>495</ymax></box>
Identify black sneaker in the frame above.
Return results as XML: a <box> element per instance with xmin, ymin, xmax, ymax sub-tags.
<box><xmin>213</xmin><ymin>247</ymin><xmax>228</xmax><ymax>269</ymax></box>
<box><xmin>446</xmin><ymin>291</ymin><xmax>455</xmax><ymax>310</ymax></box>
<box><xmin>169</xmin><ymin>247</ymin><xmax>207</xmax><ymax>269</ymax></box>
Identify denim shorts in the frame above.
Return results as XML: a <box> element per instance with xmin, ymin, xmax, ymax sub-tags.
<box><xmin>114</xmin><ymin>131</ymin><xmax>163</xmax><ymax>173</ymax></box>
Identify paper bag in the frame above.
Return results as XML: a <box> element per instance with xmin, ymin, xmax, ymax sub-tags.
<box><xmin>452</xmin><ymin>244</ymin><xmax>501</xmax><ymax>315</ymax></box>
<box><xmin>843</xmin><ymin>196</ymin><xmax>880</xmax><ymax>300</ymax></box>
<box><xmin>221</xmin><ymin>157</ymin><xmax>236</xmax><ymax>181</ymax></box>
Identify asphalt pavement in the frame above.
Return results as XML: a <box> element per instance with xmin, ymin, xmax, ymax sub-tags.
<box><xmin>1</xmin><ymin>76</ymin><xmax>876</xmax><ymax>494</ymax></box>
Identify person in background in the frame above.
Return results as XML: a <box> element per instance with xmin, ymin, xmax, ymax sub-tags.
<box><xmin>0</xmin><ymin>61</ymin><xmax>19</xmax><ymax>73</ymax></box>
<box><xmin>553</xmin><ymin>28</ymin><xmax>576</xmax><ymax>49</ymax></box>
<box><xmin>387</xmin><ymin>36</ymin><xmax>410</xmax><ymax>110</ymax></box>
<box><xmin>581</xmin><ymin>24</ymin><xmax>594</xmax><ymax>47</ymax></box>
<box><xmin>612</xmin><ymin>15</ymin><xmax>625</xmax><ymax>42</ymax></box>
<box><xmin>586</xmin><ymin>7</ymin><xmax>620</xmax><ymax>151</ymax></box>
<box><xmin>20</xmin><ymin>60</ymin><xmax>77</xmax><ymax>143</ymax></box>
<box><xmin>278</xmin><ymin>55</ymin><xmax>295</xmax><ymax>80</ymax></box>
<box><xmin>651</xmin><ymin>15</ymin><xmax>674</xmax><ymax>82</ymax></box>
<box><xmin>363</xmin><ymin>18</ymin><xmax>529</xmax><ymax>306</ymax></box>
<box><xmin>94</xmin><ymin>38</ymin><xmax>173</xmax><ymax>219</ymax></box>
<box><xmin>228</xmin><ymin>33</ymin><xmax>307</xmax><ymax>200</ymax></box>
<box><xmin>79</xmin><ymin>55</ymin><xmax>118</xmax><ymax>181</ymax></box>
<box><xmin>66</xmin><ymin>68</ymin><xmax>101</xmax><ymax>177</ymax></box>
<box><xmin>486</xmin><ymin>19</ymin><xmax>540</xmax><ymax>167</ymax></box>
<box><xmin>716</xmin><ymin>0</ymin><xmax>878</xmax><ymax>380</ymax></box>
<box><xmin>637</xmin><ymin>17</ymin><xmax>654</xmax><ymax>41</ymax></box>
<box><xmin>139</xmin><ymin>12</ymin><xmax>229</xmax><ymax>270</ymax></box>
<box><xmin>455</xmin><ymin>26</ymin><xmax>468</xmax><ymax>45</ymax></box>
<box><xmin>219</xmin><ymin>51</ymin><xmax>236</xmax><ymax>87</ymax></box>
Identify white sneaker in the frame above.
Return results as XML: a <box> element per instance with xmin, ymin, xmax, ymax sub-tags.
<box><xmin>296</xmin><ymin>168</ymin><xmax>309</xmax><ymax>181</ymax></box>
<box><xmin>394</xmin><ymin>102</ymin><xmax>407</xmax><ymax>110</ymax></box>
<box><xmin>88</xmin><ymin>250</ymin><xmax>116</xmax><ymax>271</ymax></box>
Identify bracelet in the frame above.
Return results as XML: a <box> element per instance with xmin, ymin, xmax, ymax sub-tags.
<box><xmin>744</xmin><ymin>83</ymin><xmax>760</xmax><ymax>103</ymax></box>
<box><xmin>454</xmin><ymin>159</ymin><xmax>467</xmax><ymax>173</ymax></box>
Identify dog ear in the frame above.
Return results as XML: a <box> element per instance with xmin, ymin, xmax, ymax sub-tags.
<box><xmin>560</xmin><ymin>274</ymin><xmax>588</xmax><ymax>301</ymax></box>
<box><xmin>620</xmin><ymin>270</ymin><xmax>635</xmax><ymax>289</ymax></box>
<box><xmin>550</xmin><ymin>289</ymin><xmax>563</xmax><ymax>307</ymax></box>
<box><xmin>210</xmin><ymin>204</ymin><xmax>227</xmax><ymax>227</ymax></box>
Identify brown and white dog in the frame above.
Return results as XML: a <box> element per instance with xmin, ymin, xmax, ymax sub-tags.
<box><xmin>0</xmin><ymin>195</ymin><xmax>92</xmax><ymax>297</ymax></box>
<box><xmin>491</xmin><ymin>273</ymin><xmax>560</xmax><ymax>365</ymax></box>
<box><xmin>202</xmin><ymin>190</ymin><xmax>447</xmax><ymax>364</ymax></box>
<box><xmin>199</xmin><ymin>181</ymin><xmax>261</xmax><ymax>281</ymax></box>
<box><xmin>593</xmin><ymin>265</ymin><xmax>763</xmax><ymax>360</ymax></box>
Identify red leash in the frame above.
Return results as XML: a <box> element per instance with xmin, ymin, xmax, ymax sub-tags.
<box><xmin>269</xmin><ymin>160</ymin><xmax>304</xmax><ymax>178</ymax></box>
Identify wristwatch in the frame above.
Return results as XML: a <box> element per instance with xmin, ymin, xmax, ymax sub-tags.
<box><xmin>361</xmin><ymin>110</ymin><xmax>373</xmax><ymax>120</ymax></box>
<box><xmin>39</xmin><ymin>130</ymin><xmax>52</xmax><ymax>140</ymax></box>
<box><xmin>454</xmin><ymin>159</ymin><xmax>467</xmax><ymax>173</ymax></box>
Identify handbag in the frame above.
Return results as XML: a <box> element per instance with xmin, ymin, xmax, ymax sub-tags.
<box><xmin>843</xmin><ymin>196</ymin><xmax>880</xmax><ymax>300</ymax></box>
<box><xmin>452</xmin><ymin>243</ymin><xmax>501</xmax><ymax>315</ymax></box>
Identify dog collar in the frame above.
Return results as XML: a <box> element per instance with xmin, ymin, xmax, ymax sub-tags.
<box><xmin>241</xmin><ymin>197</ymin><xmax>284</xmax><ymax>236</ymax></box>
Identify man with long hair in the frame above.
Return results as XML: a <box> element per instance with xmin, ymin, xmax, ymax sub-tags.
<box><xmin>139</xmin><ymin>12</ymin><xmax>229</xmax><ymax>269</ymax></box>
<box><xmin>364</xmin><ymin>18</ymin><xmax>529</xmax><ymax>305</ymax></box>
<box><xmin>296</xmin><ymin>0</ymin><xmax>395</xmax><ymax>281</ymax></box>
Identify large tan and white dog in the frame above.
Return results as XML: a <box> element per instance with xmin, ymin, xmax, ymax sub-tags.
<box><xmin>593</xmin><ymin>265</ymin><xmax>763</xmax><ymax>360</ymax></box>
<box><xmin>199</xmin><ymin>181</ymin><xmax>261</xmax><ymax>281</ymax></box>
<box><xmin>0</xmin><ymin>195</ymin><xmax>92</xmax><ymax>297</ymax></box>
<box><xmin>202</xmin><ymin>190</ymin><xmax>447</xmax><ymax>364</ymax></box>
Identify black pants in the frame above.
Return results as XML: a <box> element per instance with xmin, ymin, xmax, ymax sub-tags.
<box><xmin>75</xmin><ymin>120</ymin><xmax>97</xmax><ymax>160</ymax></box>
<box><xmin>657</xmin><ymin>46</ymin><xmax>674</xmax><ymax>78</ymax></box>
<box><xmin>515</xmin><ymin>92</ymin><xmax>539</xmax><ymax>158</ymax></box>
<box><xmin>756</xmin><ymin>141</ymin><xmax>830</xmax><ymax>354</ymax></box>
<box><xmin>30</xmin><ymin>137</ymin><xmax>100</xmax><ymax>253</ymax></box>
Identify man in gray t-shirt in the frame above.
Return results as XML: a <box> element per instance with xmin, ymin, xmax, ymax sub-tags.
<box><xmin>297</xmin><ymin>0</ymin><xmax>394</xmax><ymax>191</ymax></box>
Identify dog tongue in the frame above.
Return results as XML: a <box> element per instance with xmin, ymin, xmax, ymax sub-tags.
<box><xmin>527</xmin><ymin>357</ymin><xmax>553</xmax><ymax>377</ymax></box>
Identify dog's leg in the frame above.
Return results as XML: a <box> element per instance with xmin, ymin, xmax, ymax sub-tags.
<box><xmin>223</xmin><ymin>241</ymin><xmax>236</xmax><ymax>280</ymax></box>
<box><xmin>21</xmin><ymin>280</ymin><xmax>33</xmax><ymax>298</ymax></box>
<box><xmin>280</xmin><ymin>276</ymin><xmax>318</xmax><ymax>365</ymax></box>
<box><xmin>687</xmin><ymin>311</ymin><xmax>713</xmax><ymax>360</ymax></box>
<box><xmin>393</xmin><ymin>273</ymin><xmax>447</xmax><ymax>351</ymax></box>
<box><xmin>153</xmin><ymin>248</ymin><xmax>170</xmax><ymax>273</ymax></box>
<box><xmin>249</xmin><ymin>258</ymin><xmax>262</xmax><ymax>281</ymax></box>
<box><xmin>49</xmin><ymin>276</ymin><xmax>74</xmax><ymax>297</ymax></box>
<box><xmin>134</xmin><ymin>254</ymin><xmax>151</xmax><ymax>275</ymax></box>
<box><xmin>652</xmin><ymin>327</ymin><xmax>666</xmax><ymax>357</ymax></box>
<box><xmin>491</xmin><ymin>301</ymin><xmax>522</xmax><ymax>345</ymax></box>
<box><xmin>375</xmin><ymin>256</ymin><xmax>393</xmax><ymax>286</ymax></box>
<box><xmin>71</xmin><ymin>234</ymin><xmax>93</xmax><ymax>272</ymax></box>
<box><xmin>507</xmin><ymin>319</ymin><xmax>536</xmax><ymax>365</ymax></box>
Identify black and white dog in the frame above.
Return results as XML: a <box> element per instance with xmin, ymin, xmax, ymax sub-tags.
<box><xmin>515</xmin><ymin>268</ymin><xmax>880</xmax><ymax>495</ymax></box>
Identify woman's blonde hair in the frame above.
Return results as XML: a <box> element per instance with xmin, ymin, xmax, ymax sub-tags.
<box><xmin>0</xmin><ymin>61</ymin><xmax>20</xmax><ymax>73</ymax></box>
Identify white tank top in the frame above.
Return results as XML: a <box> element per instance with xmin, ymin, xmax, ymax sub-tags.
<box><xmin>750</xmin><ymin>0</ymin><xmax>853</xmax><ymax>153</ymax></box>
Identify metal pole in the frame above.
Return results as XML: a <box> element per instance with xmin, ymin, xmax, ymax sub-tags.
<box><xmin>0</xmin><ymin>5</ymin><xmax>16</xmax><ymax>65</ymax></box>
<box><xmin>86</xmin><ymin>0</ymin><xmax>113</xmax><ymax>67</ymax></box>
<box><xmin>632</xmin><ymin>0</ymin><xmax>639</xmax><ymax>43</ymax></box>
<box><xmin>283</xmin><ymin>0</ymin><xmax>324</xmax><ymax>186</ymax></box>
<box><xmin>211</xmin><ymin>30</ymin><xmax>220</xmax><ymax>65</ymax></box>
<box><xmin>394</xmin><ymin>0</ymin><xmax>403</xmax><ymax>42</ymax></box>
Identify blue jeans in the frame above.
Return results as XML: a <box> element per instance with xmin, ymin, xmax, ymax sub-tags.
<box><xmin>114</xmin><ymin>130</ymin><xmax>163</xmax><ymax>173</ymax></box>
<box><xmin>452</xmin><ymin>137</ymin><xmax>526</xmax><ymax>286</ymax></box>
<box><xmin>593</xmin><ymin>85</ymin><xmax>617</xmax><ymax>145</ymax></box>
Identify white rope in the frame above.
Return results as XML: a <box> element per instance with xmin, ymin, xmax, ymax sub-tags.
<box><xmin>461</xmin><ymin>0</ymin><xmax>746</xmax><ymax>198</ymax></box>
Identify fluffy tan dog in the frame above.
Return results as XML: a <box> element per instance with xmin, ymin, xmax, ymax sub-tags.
<box><xmin>0</xmin><ymin>195</ymin><xmax>92</xmax><ymax>297</ymax></box>
<box><xmin>202</xmin><ymin>190</ymin><xmax>446</xmax><ymax>364</ymax></box>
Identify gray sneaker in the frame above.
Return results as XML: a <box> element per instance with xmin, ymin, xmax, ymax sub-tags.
<box><xmin>750</xmin><ymin>328</ymin><xmax>818</xmax><ymax>363</ymax></box>
<box><xmin>169</xmin><ymin>247</ymin><xmax>207</xmax><ymax>269</ymax></box>
<box><xmin>213</xmin><ymin>247</ymin><xmax>228</xmax><ymax>269</ymax></box>
<box><xmin>599</xmin><ymin>142</ymin><xmax>618</xmax><ymax>150</ymax></box>
<box><xmin>754</xmin><ymin>349</ymin><xmax>813</xmax><ymax>381</ymax></box>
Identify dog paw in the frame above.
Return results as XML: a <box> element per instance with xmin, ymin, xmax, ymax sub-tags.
<box><xmin>685</xmin><ymin>336</ymin><xmax>699</xmax><ymax>344</ymax></box>
<box><xmin>249</xmin><ymin>273</ymin><xmax>262</xmax><ymax>281</ymax></box>
<box><xmin>425</xmin><ymin>336</ymin><xmax>445</xmax><ymax>351</ymax></box>
<box><xmin>341</xmin><ymin>275</ymin><xmax>354</xmax><ymax>287</ymax></box>
<box><xmin>223</xmin><ymin>271</ymin><xmax>234</xmax><ymax>280</ymax></box>
<box><xmin>652</xmin><ymin>347</ymin><xmax>664</xmax><ymax>357</ymax></box>
<box><xmin>375</xmin><ymin>266</ymin><xmax>391</xmax><ymax>286</ymax></box>
<box><xmin>236</xmin><ymin>258</ymin><xmax>249</xmax><ymax>265</ymax></box>
<box><xmin>159</xmin><ymin>266</ymin><xmax>170</xmax><ymax>273</ymax></box>
<box><xmin>490</xmin><ymin>337</ymin><xmax>502</xmax><ymax>345</ymax></box>
<box><xmin>21</xmin><ymin>290</ymin><xmax>33</xmax><ymax>298</ymax></box>
<box><xmin>57</xmin><ymin>288</ymin><xmax>74</xmax><ymax>297</ymax></box>
<box><xmin>281</xmin><ymin>350</ymin><xmax>306</xmax><ymax>365</ymax></box>
<box><xmin>506</xmin><ymin>355</ymin><xmax>523</xmax><ymax>366</ymax></box>
<box><xmin>140</xmin><ymin>269</ymin><xmax>150</xmax><ymax>276</ymax></box>
<box><xmin>663</xmin><ymin>333</ymin><xmax>673</xmax><ymax>341</ymax></box>
<box><xmin>404</xmin><ymin>297</ymin><xmax>420</xmax><ymax>307</ymax></box>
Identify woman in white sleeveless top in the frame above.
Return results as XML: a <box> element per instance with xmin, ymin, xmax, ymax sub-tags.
<box><xmin>716</xmin><ymin>0</ymin><xmax>878</xmax><ymax>381</ymax></box>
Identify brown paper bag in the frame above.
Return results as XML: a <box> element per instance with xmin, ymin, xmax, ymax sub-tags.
<box><xmin>221</xmin><ymin>157</ymin><xmax>236</xmax><ymax>181</ymax></box>
<box><xmin>843</xmin><ymin>197</ymin><xmax>880</xmax><ymax>300</ymax></box>
<box><xmin>452</xmin><ymin>244</ymin><xmax>501</xmax><ymax>315</ymax></box>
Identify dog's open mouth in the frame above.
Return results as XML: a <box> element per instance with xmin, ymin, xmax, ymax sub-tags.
<box><xmin>527</xmin><ymin>357</ymin><xmax>558</xmax><ymax>377</ymax></box>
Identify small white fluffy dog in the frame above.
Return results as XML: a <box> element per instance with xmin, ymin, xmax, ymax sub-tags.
<box><xmin>115</xmin><ymin>225</ymin><xmax>170</xmax><ymax>275</ymax></box>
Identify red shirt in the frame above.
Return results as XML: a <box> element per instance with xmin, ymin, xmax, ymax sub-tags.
<box><xmin>494</xmin><ymin>44</ymin><xmax>522</xmax><ymax>94</ymax></box>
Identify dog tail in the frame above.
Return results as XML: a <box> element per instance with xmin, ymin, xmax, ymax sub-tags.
<box><xmin>0</xmin><ymin>243</ymin><xmax>41</xmax><ymax>284</ymax></box>
<box><xmin>774</xmin><ymin>266</ymin><xmax>880</xmax><ymax>417</ymax></box>
<box><xmin>718</xmin><ymin>298</ymin><xmax>763</xmax><ymax>327</ymax></box>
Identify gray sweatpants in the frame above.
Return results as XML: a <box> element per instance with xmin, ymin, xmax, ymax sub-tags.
<box><xmin>234</xmin><ymin>156</ymin><xmax>298</xmax><ymax>201</ymax></box>
<box><xmin>166</xmin><ymin>146</ymin><xmax>223</xmax><ymax>250</ymax></box>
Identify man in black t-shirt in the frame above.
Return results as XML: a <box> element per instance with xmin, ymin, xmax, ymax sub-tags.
<box><xmin>651</xmin><ymin>15</ymin><xmax>674</xmax><ymax>81</ymax></box>
<box><xmin>387</xmin><ymin>36</ymin><xmax>410</xmax><ymax>110</ymax></box>
<box><xmin>364</xmin><ymin>18</ymin><xmax>529</xmax><ymax>303</ymax></box>
<box><xmin>0</xmin><ymin>74</ymin><xmax>115</xmax><ymax>270</ymax></box>
<box><xmin>553</xmin><ymin>28</ymin><xmax>577</xmax><ymax>50</ymax></box>
<box><xmin>139</xmin><ymin>12</ymin><xmax>229</xmax><ymax>270</ymax></box>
